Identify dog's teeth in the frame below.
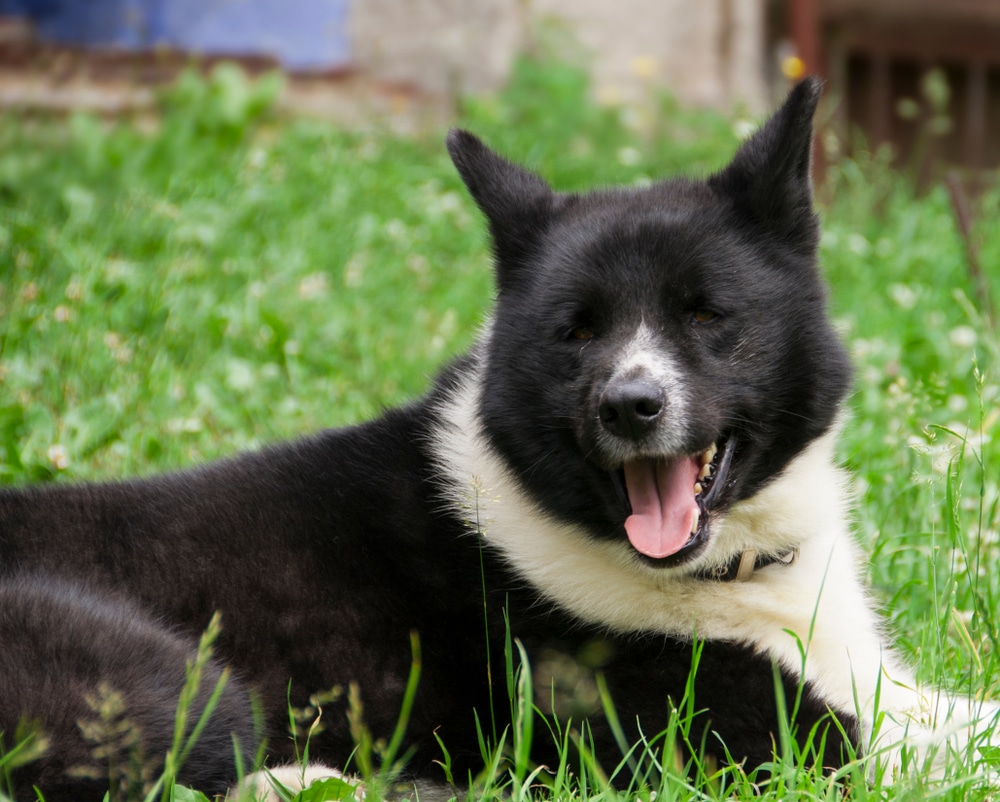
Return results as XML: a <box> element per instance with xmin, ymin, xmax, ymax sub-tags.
<box><xmin>699</xmin><ymin>463</ymin><xmax>712</xmax><ymax>480</ymax></box>
<box><xmin>690</xmin><ymin>507</ymin><xmax>700</xmax><ymax>534</ymax></box>
<box><xmin>694</xmin><ymin>482</ymin><xmax>703</xmax><ymax>496</ymax></box>
<box><xmin>701</xmin><ymin>443</ymin><xmax>718</xmax><ymax>466</ymax></box>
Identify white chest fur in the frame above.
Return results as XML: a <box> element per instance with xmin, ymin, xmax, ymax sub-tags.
<box><xmin>430</xmin><ymin>358</ymin><xmax>997</xmax><ymax>769</ymax></box>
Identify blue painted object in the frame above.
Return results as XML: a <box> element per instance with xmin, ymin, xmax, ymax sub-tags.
<box><xmin>0</xmin><ymin>0</ymin><xmax>351</xmax><ymax>70</ymax></box>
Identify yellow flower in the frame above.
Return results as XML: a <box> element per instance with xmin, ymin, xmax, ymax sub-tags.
<box><xmin>782</xmin><ymin>56</ymin><xmax>806</xmax><ymax>80</ymax></box>
<box><xmin>630</xmin><ymin>56</ymin><xmax>658</xmax><ymax>80</ymax></box>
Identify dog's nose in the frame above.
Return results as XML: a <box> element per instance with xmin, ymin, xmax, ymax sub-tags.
<box><xmin>599</xmin><ymin>380</ymin><xmax>665</xmax><ymax>439</ymax></box>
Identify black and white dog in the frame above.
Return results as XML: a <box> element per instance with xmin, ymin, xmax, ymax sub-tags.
<box><xmin>0</xmin><ymin>79</ymin><xmax>993</xmax><ymax>800</ymax></box>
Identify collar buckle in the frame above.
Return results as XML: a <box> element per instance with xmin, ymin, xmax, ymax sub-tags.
<box><xmin>697</xmin><ymin>547</ymin><xmax>798</xmax><ymax>582</ymax></box>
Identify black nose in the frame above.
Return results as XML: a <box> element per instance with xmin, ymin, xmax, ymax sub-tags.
<box><xmin>599</xmin><ymin>379</ymin><xmax>665</xmax><ymax>439</ymax></box>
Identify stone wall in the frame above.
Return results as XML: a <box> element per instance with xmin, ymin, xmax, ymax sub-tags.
<box><xmin>349</xmin><ymin>0</ymin><xmax>524</xmax><ymax>95</ymax></box>
<box><xmin>348</xmin><ymin>0</ymin><xmax>769</xmax><ymax>112</ymax></box>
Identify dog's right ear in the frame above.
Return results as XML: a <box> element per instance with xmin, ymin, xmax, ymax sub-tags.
<box><xmin>708</xmin><ymin>78</ymin><xmax>823</xmax><ymax>255</ymax></box>
<box><xmin>447</xmin><ymin>129</ymin><xmax>554</xmax><ymax>290</ymax></box>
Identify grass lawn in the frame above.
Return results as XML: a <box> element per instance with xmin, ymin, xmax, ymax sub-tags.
<box><xmin>0</xmin><ymin>60</ymin><xmax>998</xmax><ymax>800</ymax></box>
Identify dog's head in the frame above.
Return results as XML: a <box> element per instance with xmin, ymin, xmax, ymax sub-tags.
<box><xmin>447</xmin><ymin>79</ymin><xmax>851</xmax><ymax>569</ymax></box>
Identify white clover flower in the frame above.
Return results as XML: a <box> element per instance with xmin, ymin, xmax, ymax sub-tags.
<box><xmin>616</xmin><ymin>147</ymin><xmax>640</xmax><ymax>167</ymax></box>
<box><xmin>949</xmin><ymin>325</ymin><xmax>977</xmax><ymax>349</ymax></box>
<box><xmin>47</xmin><ymin>444</ymin><xmax>69</xmax><ymax>471</ymax></box>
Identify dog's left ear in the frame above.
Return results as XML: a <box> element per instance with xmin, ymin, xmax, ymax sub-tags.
<box><xmin>708</xmin><ymin>77</ymin><xmax>823</xmax><ymax>253</ymax></box>
<box><xmin>447</xmin><ymin>129</ymin><xmax>555</xmax><ymax>291</ymax></box>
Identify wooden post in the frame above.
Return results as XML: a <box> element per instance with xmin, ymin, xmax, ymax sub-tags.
<box><xmin>965</xmin><ymin>62</ymin><xmax>988</xmax><ymax>175</ymax></box>
<box><xmin>789</xmin><ymin>0</ymin><xmax>825</xmax><ymax>181</ymax></box>
<box><xmin>869</xmin><ymin>52</ymin><xmax>891</xmax><ymax>148</ymax></box>
<box><xmin>790</xmin><ymin>0</ymin><xmax>822</xmax><ymax>77</ymax></box>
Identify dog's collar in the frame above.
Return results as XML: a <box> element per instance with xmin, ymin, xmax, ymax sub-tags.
<box><xmin>696</xmin><ymin>547</ymin><xmax>798</xmax><ymax>582</ymax></box>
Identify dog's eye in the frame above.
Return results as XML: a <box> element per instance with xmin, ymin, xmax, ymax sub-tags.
<box><xmin>691</xmin><ymin>309</ymin><xmax>718</xmax><ymax>325</ymax></box>
<box><xmin>571</xmin><ymin>326</ymin><xmax>595</xmax><ymax>341</ymax></box>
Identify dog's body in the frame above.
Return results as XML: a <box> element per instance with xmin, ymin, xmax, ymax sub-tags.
<box><xmin>0</xmin><ymin>80</ymin><xmax>993</xmax><ymax>799</ymax></box>
<box><xmin>0</xmin><ymin>575</ymin><xmax>255</xmax><ymax>799</ymax></box>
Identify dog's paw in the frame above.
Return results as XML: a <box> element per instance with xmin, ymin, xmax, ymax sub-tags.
<box><xmin>230</xmin><ymin>763</ymin><xmax>362</xmax><ymax>801</ymax></box>
<box><xmin>873</xmin><ymin>694</ymin><xmax>1000</xmax><ymax>781</ymax></box>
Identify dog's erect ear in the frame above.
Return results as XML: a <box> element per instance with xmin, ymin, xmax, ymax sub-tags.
<box><xmin>708</xmin><ymin>77</ymin><xmax>822</xmax><ymax>252</ymax></box>
<box><xmin>447</xmin><ymin>129</ymin><xmax>555</xmax><ymax>289</ymax></box>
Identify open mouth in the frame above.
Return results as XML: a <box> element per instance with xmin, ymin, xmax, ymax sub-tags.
<box><xmin>613</xmin><ymin>434</ymin><xmax>737</xmax><ymax>564</ymax></box>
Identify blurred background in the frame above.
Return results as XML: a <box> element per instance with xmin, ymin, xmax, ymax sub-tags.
<box><xmin>0</xmin><ymin>2</ymin><xmax>998</xmax><ymax>710</ymax></box>
<box><xmin>0</xmin><ymin>0</ymin><xmax>997</xmax><ymax>177</ymax></box>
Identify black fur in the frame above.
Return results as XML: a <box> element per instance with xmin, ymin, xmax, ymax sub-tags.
<box><xmin>0</xmin><ymin>577</ymin><xmax>255</xmax><ymax>800</ymax></box>
<box><xmin>0</xmin><ymin>79</ymin><xmax>857</xmax><ymax>797</ymax></box>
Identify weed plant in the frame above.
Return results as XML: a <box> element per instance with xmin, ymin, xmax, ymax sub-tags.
<box><xmin>0</xmin><ymin>58</ymin><xmax>998</xmax><ymax>800</ymax></box>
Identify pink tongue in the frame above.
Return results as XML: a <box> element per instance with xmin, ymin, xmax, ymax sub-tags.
<box><xmin>623</xmin><ymin>457</ymin><xmax>701</xmax><ymax>559</ymax></box>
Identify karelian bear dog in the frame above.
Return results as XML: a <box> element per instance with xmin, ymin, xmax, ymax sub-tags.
<box><xmin>0</xmin><ymin>78</ymin><xmax>994</xmax><ymax>800</ymax></box>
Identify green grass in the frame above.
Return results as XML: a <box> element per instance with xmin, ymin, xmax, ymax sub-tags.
<box><xmin>0</xmin><ymin>59</ymin><xmax>998</xmax><ymax>800</ymax></box>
